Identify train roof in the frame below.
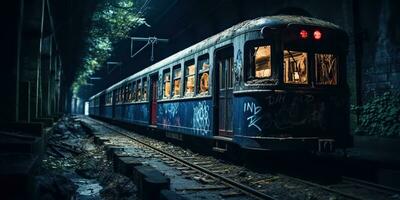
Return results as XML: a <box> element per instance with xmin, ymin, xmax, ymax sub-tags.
<box><xmin>101</xmin><ymin>15</ymin><xmax>341</xmax><ymax>93</ymax></box>
<box><xmin>89</xmin><ymin>90</ymin><xmax>104</xmax><ymax>100</ymax></box>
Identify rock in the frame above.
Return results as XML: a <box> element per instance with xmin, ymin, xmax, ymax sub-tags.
<box><xmin>36</xmin><ymin>173</ymin><xmax>77</xmax><ymax>200</ymax></box>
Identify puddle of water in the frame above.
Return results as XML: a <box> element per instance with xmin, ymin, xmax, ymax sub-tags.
<box><xmin>72</xmin><ymin>178</ymin><xmax>103</xmax><ymax>196</ymax></box>
<box><xmin>64</xmin><ymin>171</ymin><xmax>103</xmax><ymax>200</ymax></box>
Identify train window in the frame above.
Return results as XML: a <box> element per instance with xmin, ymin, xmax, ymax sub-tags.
<box><xmin>254</xmin><ymin>46</ymin><xmax>272</xmax><ymax>78</ymax></box>
<box><xmin>163</xmin><ymin>69</ymin><xmax>171</xmax><ymax>99</ymax></box>
<box><xmin>136</xmin><ymin>79</ymin><xmax>142</xmax><ymax>101</ymax></box>
<box><xmin>173</xmin><ymin>65</ymin><xmax>182</xmax><ymax>97</ymax></box>
<box><xmin>131</xmin><ymin>81</ymin><xmax>137</xmax><ymax>102</ymax></box>
<box><xmin>315</xmin><ymin>54</ymin><xmax>337</xmax><ymax>85</ymax></box>
<box><xmin>197</xmin><ymin>55</ymin><xmax>210</xmax><ymax>95</ymax></box>
<box><xmin>283</xmin><ymin>50</ymin><xmax>308</xmax><ymax>84</ymax></box>
<box><xmin>119</xmin><ymin>87</ymin><xmax>123</xmax><ymax>103</ymax></box>
<box><xmin>125</xmin><ymin>84</ymin><xmax>130</xmax><ymax>102</ymax></box>
<box><xmin>105</xmin><ymin>93</ymin><xmax>110</xmax><ymax>105</ymax></box>
<box><xmin>120</xmin><ymin>87</ymin><xmax>124</xmax><ymax>103</ymax></box>
<box><xmin>185</xmin><ymin>60</ymin><xmax>195</xmax><ymax>96</ymax></box>
<box><xmin>115</xmin><ymin>89</ymin><xmax>119</xmax><ymax>103</ymax></box>
<box><xmin>143</xmin><ymin>77</ymin><xmax>148</xmax><ymax>101</ymax></box>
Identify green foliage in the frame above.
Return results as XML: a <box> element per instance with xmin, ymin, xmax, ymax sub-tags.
<box><xmin>72</xmin><ymin>0</ymin><xmax>146</xmax><ymax>95</ymax></box>
<box><xmin>351</xmin><ymin>92</ymin><xmax>400</xmax><ymax>137</ymax></box>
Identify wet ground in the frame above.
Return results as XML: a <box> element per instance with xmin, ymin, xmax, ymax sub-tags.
<box><xmin>36</xmin><ymin>116</ymin><xmax>137</xmax><ymax>200</ymax></box>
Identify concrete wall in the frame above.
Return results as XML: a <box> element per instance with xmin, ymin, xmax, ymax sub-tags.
<box><xmin>0</xmin><ymin>0</ymin><xmax>64</xmax><ymax>124</ymax></box>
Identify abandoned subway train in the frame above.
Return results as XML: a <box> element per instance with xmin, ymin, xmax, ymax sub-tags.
<box><xmin>89</xmin><ymin>15</ymin><xmax>351</xmax><ymax>152</ymax></box>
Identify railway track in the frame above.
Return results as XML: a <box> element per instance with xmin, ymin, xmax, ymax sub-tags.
<box><xmin>82</xmin><ymin>117</ymin><xmax>400</xmax><ymax>200</ymax></box>
<box><xmin>84</xmin><ymin>117</ymin><xmax>276</xmax><ymax>200</ymax></box>
<box><xmin>279</xmin><ymin>173</ymin><xmax>400</xmax><ymax>200</ymax></box>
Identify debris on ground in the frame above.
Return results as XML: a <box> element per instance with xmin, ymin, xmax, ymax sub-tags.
<box><xmin>38</xmin><ymin>116</ymin><xmax>137</xmax><ymax>200</ymax></box>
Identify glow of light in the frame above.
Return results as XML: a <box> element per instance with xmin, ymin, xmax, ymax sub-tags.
<box><xmin>300</xmin><ymin>30</ymin><xmax>308</xmax><ymax>39</ymax></box>
<box><xmin>314</xmin><ymin>30</ymin><xmax>322</xmax><ymax>40</ymax></box>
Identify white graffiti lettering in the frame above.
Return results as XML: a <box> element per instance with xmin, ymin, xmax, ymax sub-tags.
<box><xmin>243</xmin><ymin>102</ymin><xmax>262</xmax><ymax>131</ymax></box>
<box><xmin>193</xmin><ymin>101</ymin><xmax>210</xmax><ymax>136</ymax></box>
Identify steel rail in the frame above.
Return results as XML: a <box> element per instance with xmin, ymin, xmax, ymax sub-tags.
<box><xmin>278</xmin><ymin>174</ymin><xmax>365</xmax><ymax>200</ymax></box>
<box><xmin>86</xmin><ymin>117</ymin><xmax>277</xmax><ymax>200</ymax></box>
<box><xmin>342</xmin><ymin>176</ymin><xmax>400</xmax><ymax>194</ymax></box>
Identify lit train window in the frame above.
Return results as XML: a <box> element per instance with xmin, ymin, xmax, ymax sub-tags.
<box><xmin>130</xmin><ymin>82</ymin><xmax>136</xmax><ymax>102</ymax></box>
<box><xmin>185</xmin><ymin>60</ymin><xmax>195</xmax><ymax>96</ymax></box>
<box><xmin>163</xmin><ymin>70</ymin><xmax>171</xmax><ymax>99</ymax></box>
<box><xmin>119</xmin><ymin>87</ymin><xmax>123</xmax><ymax>103</ymax></box>
<box><xmin>125</xmin><ymin>84</ymin><xmax>130</xmax><ymax>102</ymax></box>
<box><xmin>283</xmin><ymin>50</ymin><xmax>308</xmax><ymax>84</ymax></box>
<box><xmin>143</xmin><ymin>77</ymin><xmax>148</xmax><ymax>101</ymax></box>
<box><xmin>120</xmin><ymin>87</ymin><xmax>124</xmax><ymax>103</ymax></box>
<box><xmin>197</xmin><ymin>55</ymin><xmax>210</xmax><ymax>95</ymax></box>
<box><xmin>136</xmin><ymin>79</ymin><xmax>142</xmax><ymax>101</ymax></box>
<box><xmin>254</xmin><ymin>46</ymin><xmax>272</xmax><ymax>78</ymax></box>
<box><xmin>173</xmin><ymin>65</ymin><xmax>182</xmax><ymax>97</ymax></box>
<box><xmin>315</xmin><ymin>54</ymin><xmax>337</xmax><ymax>85</ymax></box>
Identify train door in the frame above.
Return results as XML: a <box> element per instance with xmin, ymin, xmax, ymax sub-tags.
<box><xmin>150</xmin><ymin>74</ymin><xmax>158</xmax><ymax>126</ymax></box>
<box><xmin>215</xmin><ymin>46</ymin><xmax>234</xmax><ymax>137</ymax></box>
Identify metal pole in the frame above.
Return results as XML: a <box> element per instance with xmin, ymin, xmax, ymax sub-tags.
<box><xmin>36</xmin><ymin>0</ymin><xmax>46</xmax><ymax>119</ymax></box>
<box><xmin>16</xmin><ymin>0</ymin><xmax>24</xmax><ymax>121</ymax></box>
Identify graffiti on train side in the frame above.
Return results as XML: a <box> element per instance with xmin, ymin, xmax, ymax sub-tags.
<box><xmin>164</xmin><ymin>103</ymin><xmax>178</xmax><ymax>118</ymax></box>
<box><xmin>263</xmin><ymin>94</ymin><xmax>327</xmax><ymax>130</ymax></box>
<box><xmin>160</xmin><ymin>103</ymin><xmax>181</xmax><ymax>127</ymax></box>
<box><xmin>243</xmin><ymin>102</ymin><xmax>262</xmax><ymax>132</ymax></box>
<box><xmin>192</xmin><ymin>101</ymin><xmax>210</xmax><ymax>136</ymax></box>
<box><xmin>265</xmin><ymin>95</ymin><xmax>286</xmax><ymax>106</ymax></box>
<box><xmin>234</xmin><ymin>49</ymin><xmax>242</xmax><ymax>86</ymax></box>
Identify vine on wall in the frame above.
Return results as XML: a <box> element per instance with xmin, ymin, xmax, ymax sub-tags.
<box><xmin>351</xmin><ymin>92</ymin><xmax>400</xmax><ymax>137</ymax></box>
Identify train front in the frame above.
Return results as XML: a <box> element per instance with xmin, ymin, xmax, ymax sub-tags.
<box><xmin>233</xmin><ymin>16</ymin><xmax>352</xmax><ymax>152</ymax></box>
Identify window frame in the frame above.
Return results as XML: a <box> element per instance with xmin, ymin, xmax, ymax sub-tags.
<box><xmin>130</xmin><ymin>81</ymin><xmax>136</xmax><ymax>102</ymax></box>
<box><xmin>282</xmin><ymin>49</ymin><xmax>309</xmax><ymax>85</ymax></box>
<box><xmin>184</xmin><ymin>59</ymin><xmax>196</xmax><ymax>97</ymax></box>
<box><xmin>172</xmin><ymin>64</ymin><xmax>182</xmax><ymax>98</ymax></box>
<box><xmin>136</xmin><ymin>79</ymin><xmax>142</xmax><ymax>101</ymax></box>
<box><xmin>314</xmin><ymin>53</ymin><xmax>339</xmax><ymax>86</ymax></box>
<box><xmin>163</xmin><ymin>68</ymin><xmax>171</xmax><ymax>99</ymax></box>
<box><xmin>124</xmin><ymin>84</ymin><xmax>130</xmax><ymax>103</ymax></box>
<box><xmin>196</xmin><ymin>54</ymin><xmax>210</xmax><ymax>95</ymax></box>
<box><xmin>244</xmin><ymin>39</ymin><xmax>275</xmax><ymax>83</ymax></box>
<box><xmin>142</xmin><ymin>76</ymin><xmax>148</xmax><ymax>101</ymax></box>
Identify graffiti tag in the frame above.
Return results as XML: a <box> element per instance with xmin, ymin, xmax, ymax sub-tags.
<box><xmin>243</xmin><ymin>102</ymin><xmax>262</xmax><ymax>132</ymax></box>
<box><xmin>193</xmin><ymin>101</ymin><xmax>210</xmax><ymax>136</ymax></box>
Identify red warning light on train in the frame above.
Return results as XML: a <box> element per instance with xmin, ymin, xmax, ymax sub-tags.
<box><xmin>314</xmin><ymin>30</ymin><xmax>322</xmax><ymax>40</ymax></box>
<box><xmin>299</xmin><ymin>30</ymin><xmax>308</xmax><ymax>39</ymax></box>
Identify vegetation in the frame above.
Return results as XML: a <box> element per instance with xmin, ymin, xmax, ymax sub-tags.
<box><xmin>71</xmin><ymin>0</ymin><xmax>147</xmax><ymax>95</ymax></box>
<box><xmin>351</xmin><ymin>92</ymin><xmax>400</xmax><ymax>137</ymax></box>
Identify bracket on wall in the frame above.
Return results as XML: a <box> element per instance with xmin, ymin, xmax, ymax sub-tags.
<box><xmin>107</xmin><ymin>62</ymin><xmax>122</xmax><ymax>74</ymax></box>
<box><xmin>130</xmin><ymin>36</ymin><xmax>169</xmax><ymax>62</ymax></box>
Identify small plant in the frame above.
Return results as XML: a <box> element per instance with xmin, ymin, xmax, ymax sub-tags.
<box><xmin>351</xmin><ymin>92</ymin><xmax>400</xmax><ymax>137</ymax></box>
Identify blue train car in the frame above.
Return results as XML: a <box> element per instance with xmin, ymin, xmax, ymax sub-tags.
<box><xmin>88</xmin><ymin>92</ymin><xmax>101</xmax><ymax>117</ymax></box>
<box><xmin>90</xmin><ymin>15</ymin><xmax>351</xmax><ymax>153</ymax></box>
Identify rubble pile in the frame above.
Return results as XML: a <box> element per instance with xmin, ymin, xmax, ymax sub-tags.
<box><xmin>36</xmin><ymin>116</ymin><xmax>137</xmax><ymax>200</ymax></box>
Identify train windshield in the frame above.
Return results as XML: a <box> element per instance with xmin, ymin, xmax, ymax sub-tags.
<box><xmin>254</xmin><ymin>46</ymin><xmax>272</xmax><ymax>78</ymax></box>
<box><xmin>283</xmin><ymin>50</ymin><xmax>338</xmax><ymax>86</ymax></box>
<box><xmin>315</xmin><ymin>53</ymin><xmax>337</xmax><ymax>85</ymax></box>
<box><xmin>283</xmin><ymin>50</ymin><xmax>308</xmax><ymax>84</ymax></box>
